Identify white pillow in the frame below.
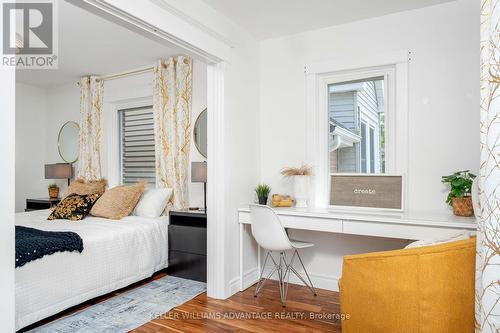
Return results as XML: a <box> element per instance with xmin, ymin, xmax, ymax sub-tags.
<box><xmin>133</xmin><ymin>188</ymin><xmax>173</xmax><ymax>218</ymax></box>
<box><xmin>405</xmin><ymin>231</ymin><xmax>472</xmax><ymax>249</ymax></box>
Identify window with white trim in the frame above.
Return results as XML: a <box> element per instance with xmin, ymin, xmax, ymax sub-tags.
<box><xmin>118</xmin><ymin>105</ymin><xmax>156</xmax><ymax>185</ymax></box>
<box><xmin>305</xmin><ymin>52</ymin><xmax>410</xmax><ymax>208</ymax></box>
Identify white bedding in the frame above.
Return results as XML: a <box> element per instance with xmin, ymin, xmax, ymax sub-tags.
<box><xmin>15</xmin><ymin>209</ymin><xmax>169</xmax><ymax>330</ymax></box>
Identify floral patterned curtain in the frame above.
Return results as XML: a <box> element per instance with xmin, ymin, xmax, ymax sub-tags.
<box><xmin>476</xmin><ymin>0</ymin><xmax>499</xmax><ymax>332</ymax></box>
<box><xmin>76</xmin><ymin>76</ymin><xmax>103</xmax><ymax>181</ymax></box>
<box><xmin>153</xmin><ymin>56</ymin><xmax>193</xmax><ymax>210</ymax></box>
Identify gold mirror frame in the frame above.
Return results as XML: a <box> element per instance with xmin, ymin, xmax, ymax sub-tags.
<box><xmin>193</xmin><ymin>108</ymin><xmax>207</xmax><ymax>158</ymax></box>
<box><xmin>57</xmin><ymin>121</ymin><xmax>80</xmax><ymax>163</ymax></box>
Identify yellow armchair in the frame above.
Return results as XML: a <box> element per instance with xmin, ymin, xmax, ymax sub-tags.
<box><xmin>339</xmin><ymin>237</ymin><xmax>476</xmax><ymax>333</ymax></box>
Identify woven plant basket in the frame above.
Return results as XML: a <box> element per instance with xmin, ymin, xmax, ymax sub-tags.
<box><xmin>452</xmin><ymin>197</ymin><xmax>474</xmax><ymax>217</ymax></box>
<box><xmin>48</xmin><ymin>187</ymin><xmax>60</xmax><ymax>199</ymax></box>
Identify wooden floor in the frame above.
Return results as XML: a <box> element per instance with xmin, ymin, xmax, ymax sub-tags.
<box><xmin>133</xmin><ymin>277</ymin><xmax>342</xmax><ymax>332</ymax></box>
<box><xmin>24</xmin><ymin>271</ymin><xmax>342</xmax><ymax>333</ymax></box>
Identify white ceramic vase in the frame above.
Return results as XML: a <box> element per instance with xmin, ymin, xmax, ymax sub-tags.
<box><xmin>293</xmin><ymin>175</ymin><xmax>309</xmax><ymax>208</ymax></box>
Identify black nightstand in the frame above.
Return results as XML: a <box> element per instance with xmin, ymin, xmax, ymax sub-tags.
<box><xmin>168</xmin><ymin>210</ymin><xmax>207</xmax><ymax>282</ymax></box>
<box><xmin>26</xmin><ymin>198</ymin><xmax>61</xmax><ymax>212</ymax></box>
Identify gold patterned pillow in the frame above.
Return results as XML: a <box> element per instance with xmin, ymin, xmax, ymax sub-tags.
<box><xmin>48</xmin><ymin>193</ymin><xmax>100</xmax><ymax>221</ymax></box>
<box><xmin>90</xmin><ymin>183</ymin><xmax>145</xmax><ymax>220</ymax></box>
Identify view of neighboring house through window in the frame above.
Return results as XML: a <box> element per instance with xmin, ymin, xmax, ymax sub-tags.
<box><xmin>119</xmin><ymin>106</ymin><xmax>156</xmax><ymax>185</ymax></box>
<box><xmin>360</xmin><ymin>122</ymin><xmax>367</xmax><ymax>173</ymax></box>
<box><xmin>328</xmin><ymin>77</ymin><xmax>385</xmax><ymax>174</ymax></box>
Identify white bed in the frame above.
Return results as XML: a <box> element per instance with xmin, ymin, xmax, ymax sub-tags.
<box><xmin>15</xmin><ymin>209</ymin><xmax>169</xmax><ymax>331</ymax></box>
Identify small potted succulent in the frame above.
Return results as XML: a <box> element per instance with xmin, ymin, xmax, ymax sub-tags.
<box><xmin>255</xmin><ymin>184</ymin><xmax>271</xmax><ymax>205</ymax></box>
<box><xmin>441</xmin><ymin>170</ymin><xmax>476</xmax><ymax>217</ymax></box>
<box><xmin>48</xmin><ymin>183</ymin><xmax>60</xmax><ymax>199</ymax></box>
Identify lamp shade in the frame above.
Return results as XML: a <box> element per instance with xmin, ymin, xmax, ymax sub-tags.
<box><xmin>45</xmin><ymin>163</ymin><xmax>72</xmax><ymax>179</ymax></box>
<box><xmin>191</xmin><ymin>161</ymin><xmax>207</xmax><ymax>183</ymax></box>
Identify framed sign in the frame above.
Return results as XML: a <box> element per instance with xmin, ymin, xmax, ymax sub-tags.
<box><xmin>330</xmin><ymin>174</ymin><xmax>404</xmax><ymax>211</ymax></box>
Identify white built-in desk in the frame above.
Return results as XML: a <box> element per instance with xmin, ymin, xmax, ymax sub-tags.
<box><xmin>237</xmin><ymin>207</ymin><xmax>476</xmax><ymax>291</ymax></box>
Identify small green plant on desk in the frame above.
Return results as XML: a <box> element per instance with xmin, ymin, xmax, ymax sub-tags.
<box><xmin>255</xmin><ymin>184</ymin><xmax>271</xmax><ymax>205</ymax></box>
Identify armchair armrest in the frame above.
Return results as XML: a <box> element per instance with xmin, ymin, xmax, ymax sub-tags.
<box><xmin>339</xmin><ymin>238</ymin><xmax>475</xmax><ymax>333</ymax></box>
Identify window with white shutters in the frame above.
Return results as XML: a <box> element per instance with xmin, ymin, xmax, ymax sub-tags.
<box><xmin>118</xmin><ymin>106</ymin><xmax>156</xmax><ymax>185</ymax></box>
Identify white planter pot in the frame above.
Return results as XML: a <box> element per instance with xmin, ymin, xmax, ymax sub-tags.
<box><xmin>293</xmin><ymin>175</ymin><xmax>309</xmax><ymax>208</ymax></box>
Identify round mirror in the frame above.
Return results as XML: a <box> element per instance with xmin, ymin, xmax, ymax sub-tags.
<box><xmin>193</xmin><ymin>108</ymin><xmax>207</xmax><ymax>158</ymax></box>
<box><xmin>58</xmin><ymin>121</ymin><xmax>80</xmax><ymax>163</ymax></box>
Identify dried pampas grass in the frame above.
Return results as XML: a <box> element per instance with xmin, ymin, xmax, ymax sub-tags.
<box><xmin>280</xmin><ymin>165</ymin><xmax>313</xmax><ymax>177</ymax></box>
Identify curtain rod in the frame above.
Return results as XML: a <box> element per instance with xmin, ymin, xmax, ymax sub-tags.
<box><xmin>76</xmin><ymin>65</ymin><xmax>154</xmax><ymax>85</ymax></box>
<box><xmin>98</xmin><ymin>65</ymin><xmax>154</xmax><ymax>81</ymax></box>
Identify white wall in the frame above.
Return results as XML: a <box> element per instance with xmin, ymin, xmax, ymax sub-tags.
<box><xmin>15</xmin><ymin>84</ymin><xmax>49</xmax><ymax>212</ymax></box>
<box><xmin>0</xmin><ymin>67</ymin><xmax>16</xmax><ymax>332</ymax></box>
<box><xmin>42</xmin><ymin>60</ymin><xmax>207</xmax><ymax>207</ymax></box>
<box><xmin>258</xmin><ymin>0</ymin><xmax>479</xmax><ymax>289</ymax></box>
<box><xmin>260</xmin><ymin>0</ymin><xmax>479</xmax><ymax>212</ymax></box>
<box><xmin>45</xmin><ymin>83</ymin><xmax>79</xmax><ymax>168</ymax></box>
<box><xmin>222</xmin><ymin>40</ymin><xmax>261</xmax><ymax>294</ymax></box>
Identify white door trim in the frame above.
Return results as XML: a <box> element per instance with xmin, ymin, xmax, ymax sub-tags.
<box><xmin>67</xmin><ymin>0</ymin><xmax>229</xmax><ymax>63</ymax></box>
<box><xmin>206</xmin><ymin>63</ymin><xmax>226</xmax><ymax>298</ymax></box>
<box><xmin>73</xmin><ymin>0</ymin><xmax>229</xmax><ymax>299</ymax></box>
<box><xmin>0</xmin><ymin>65</ymin><xmax>15</xmax><ymax>332</ymax></box>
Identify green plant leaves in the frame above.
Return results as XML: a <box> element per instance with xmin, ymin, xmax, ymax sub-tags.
<box><xmin>441</xmin><ymin>170</ymin><xmax>476</xmax><ymax>206</ymax></box>
<box><xmin>255</xmin><ymin>184</ymin><xmax>271</xmax><ymax>198</ymax></box>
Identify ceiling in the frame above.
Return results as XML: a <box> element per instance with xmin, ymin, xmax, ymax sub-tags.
<box><xmin>16</xmin><ymin>1</ymin><xmax>177</xmax><ymax>88</ymax></box>
<box><xmin>17</xmin><ymin>0</ymin><xmax>455</xmax><ymax>87</ymax></box>
<box><xmin>201</xmin><ymin>0</ymin><xmax>455</xmax><ymax>39</ymax></box>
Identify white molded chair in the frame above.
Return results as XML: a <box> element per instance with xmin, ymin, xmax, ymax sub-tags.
<box><xmin>249</xmin><ymin>204</ymin><xmax>316</xmax><ymax>306</ymax></box>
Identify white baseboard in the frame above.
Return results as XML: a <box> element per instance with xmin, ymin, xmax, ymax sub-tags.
<box><xmin>228</xmin><ymin>276</ymin><xmax>240</xmax><ymax>297</ymax></box>
<box><xmin>261</xmin><ymin>266</ymin><xmax>340</xmax><ymax>292</ymax></box>
<box><xmin>242</xmin><ymin>267</ymin><xmax>259</xmax><ymax>290</ymax></box>
<box><xmin>231</xmin><ymin>266</ymin><xmax>340</xmax><ymax>295</ymax></box>
<box><xmin>228</xmin><ymin>267</ymin><xmax>259</xmax><ymax>297</ymax></box>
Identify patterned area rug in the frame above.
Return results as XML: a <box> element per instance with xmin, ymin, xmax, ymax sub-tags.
<box><xmin>28</xmin><ymin>276</ymin><xmax>206</xmax><ymax>333</ymax></box>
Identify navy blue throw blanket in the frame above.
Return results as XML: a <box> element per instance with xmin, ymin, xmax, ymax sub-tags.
<box><xmin>15</xmin><ymin>226</ymin><xmax>83</xmax><ymax>268</ymax></box>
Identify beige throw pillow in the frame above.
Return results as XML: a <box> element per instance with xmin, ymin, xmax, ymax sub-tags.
<box><xmin>65</xmin><ymin>179</ymin><xmax>107</xmax><ymax>197</ymax></box>
<box><xmin>405</xmin><ymin>231</ymin><xmax>472</xmax><ymax>249</ymax></box>
<box><xmin>90</xmin><ymin>183</ymin><xmax>145</xmax><ymax>219</ymax></box>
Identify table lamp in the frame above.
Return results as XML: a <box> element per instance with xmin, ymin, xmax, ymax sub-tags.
<box><xmin>45</xmin><ymin>163</ymin><xmax>73</xmax><ymax>186</ymax></box>
<box><xmin>191</xmin><ymin>161</ymin><xmax>207</xmax><ymax>211</ymax></box>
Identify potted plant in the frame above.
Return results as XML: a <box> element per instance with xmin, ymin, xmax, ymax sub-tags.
<box><xmin>441</xmin><ymin>170</ymin><xmax>476</xmax><ymax>217</ymax></box>
<box><xmin>48</xmin><ymin>183</ymin><xmax>60</xmax><ymax>199</ymax></box>
<box><xmin>255</xmin><ymin>184</ymin><xmax>271</xmax><ymax>205</ymax></box>
<box><xmin>281</xmin><ymin>165</ymin><xmax>313</xmax><ymax>208</ymax></box>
